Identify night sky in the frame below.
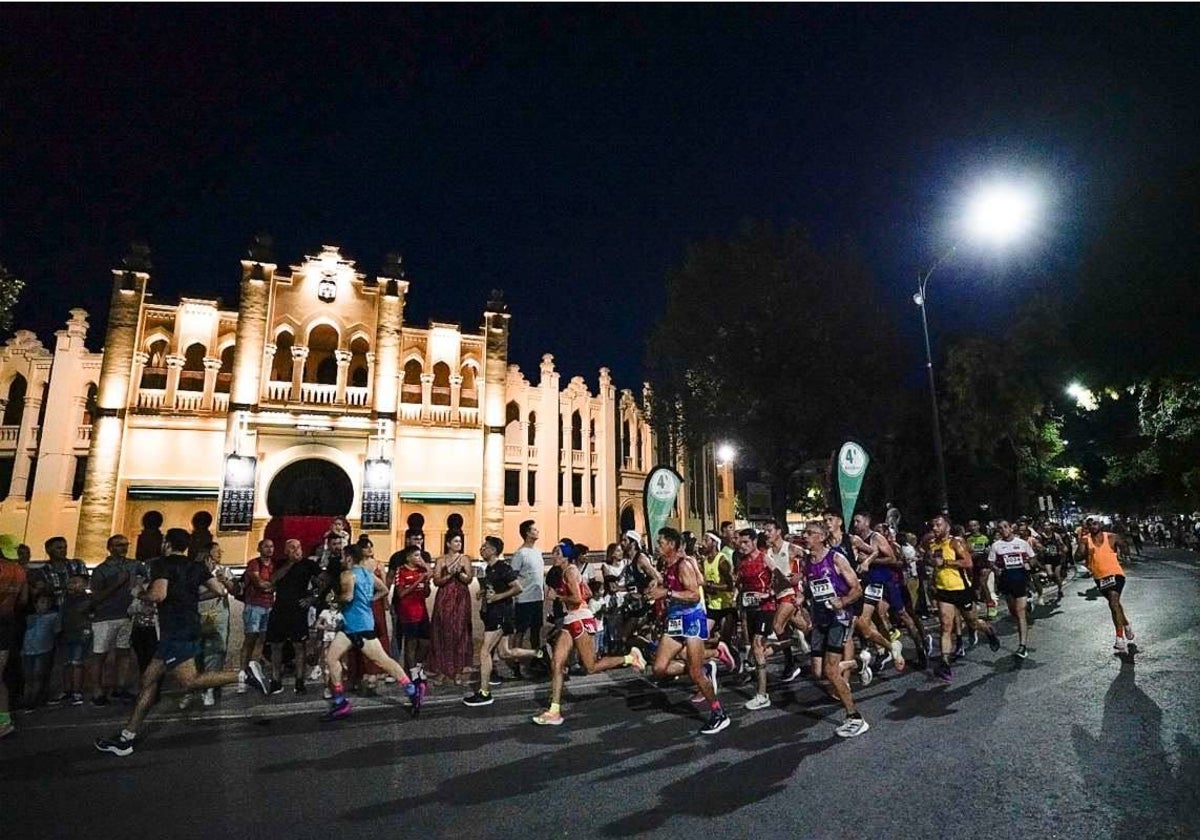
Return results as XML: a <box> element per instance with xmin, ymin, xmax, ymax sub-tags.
<box><xmin>3</xmin><ymin>5</ymin><xmax>1198</xmax><ymax>391</ymax></box>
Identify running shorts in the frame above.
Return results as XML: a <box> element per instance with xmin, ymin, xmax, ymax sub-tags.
<box><xmin>743</xmin><ymin>610</ymin><xmax>771</xmax><ymax>639</ymax></box>
<box><xmin>1094</xmin><ymin>574</ymin><xmax>1125</xmax><ymax>595</ymax></box>
<box><xmin>482</xmin><ymin>608</ymin><xmax>516</xmax><ymax>635</ymax></box>
<box><xmin>809</xmin><ymin>622</ymin><xmax>851</xmax><ymax>657</ymax></box>
<box><xmin>996</xmin><ymin>571</ymin><xmax>1029</xmax><ymax>599</ymax></box>
<box><xmin>344</xmin><ymin>629</ymin><xmax>379</xmax><ymax>650</ymax></box>
<box><xmin>934</xmin><ymin>587</ymin><xmax>975</xmax><ymax>610</ymax></box>
<box><xmin>665</xmin><ymin>607</ymin><xmax>707</xmax><ymax>641</ymax></box>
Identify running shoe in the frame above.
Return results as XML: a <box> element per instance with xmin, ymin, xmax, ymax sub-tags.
<box><xmin>699</xmin><ymin>708</ymin><xmax>730</xmax><ymax>735</ymax></box>
<box><xmin>178</xmin><ymin>693</ymin><xmax>195</xmax><ymax>710</ymax></box>
<box><xmin>986</xmin><ymin>629</ymin><xmax>1001</xmax><ymax>652</ymax></box>
<box><xmin>935</xmin><ymin>661</ymin><xmax>953</xmax><ymax>682</ymax></box>
<box><xmin>706</xmin><ymin>660</ymin><xmax>720</xmax><ymax>695</ymax></box>
<box><xmin>715</xmin><ymin>641</ymin><xmax>736</xmax><ymax>672</ymax></box>
<box><xmin>859</xmin><ymin>662</ymin><xmax>874</xmax><ymax>686</ymax></box>
<box><xmin>462</xmin><ymin>691</ymin><xmax>494</xmax><ymax>707</ymax></box>
<box><xmin>1113</xmin><ymin>636</ymin><xmax>1128</xmax><ymax>653</ymax></box>
<box><xmin>308</xmin><ymin>665</ymin><xmax>323</xmax><ymax>682</ymax></box>
<box><xmin>952</xmin><ymin>638</ymin><xmax>966</xmax><ymax>660</ymax></box>
<box><xmin>890</xmin><ymin>639</ymin><xmax>907</xmax><ymax>672</ymax></box>
<box><xmin>202</xmin><ymin>689</ymin><xmax>215</xmax><ymax>707</ymax></box>
<box><xmin>532</xmin><ymin>709</ymin><xmax>563</xmax><ymax>726</ymax></box>
<box><xmin>690</xmin><ymin>691</ymin><xmax>707</xmax><ymax>704</ymax></box>
<box><xmin>1124</xmin><ymin>625</ymin><xmax>1135</xmax><ymax>642</ymax></box>
<box><xmin>627</xmin><ymin>646</ymin><xmax>647</xmax><ymax>672</ymax></box>
<box><xmin>1015</xmin><ymin>645</ymin><xmax>1028</xmax><ymax>660</ymax></box>
<box><xmin>406</xmin><ymin>679</ymin><xmax>426</xmax><ymax>717</ymax></box>
<box><xmin>322</xmin><ymin>698</ymin><xmax>352</xmax><ymax>721</ymax></box>
<box><xmin>986</xmin><ymin>605</ymin><xmax>999</xmax><ymax>619</ymax></box>
<box><xmin>968</xmin><ymin>630</ymin><xmax>979</xmax><ymax>649</ymax></box>
<box><xmin>744</xmin><ymin>693</ymin><xmax>771</xmax><ymax>711</ymax></box>
<box><xmin>69</xmin><ymin>692</ymin><xmax>84</xmax><ymax>706</ymax></box>
<box><xmin>915</xmin><ymin>646</ymin><xmax>929</xmax><ymax>670</ymax></box>
<box><xmin>924</xmin><ymin>635</ymin><xmax>935</xmax><ymax>657</ymax></box>
<box><xmin>95</xmin><ymin>732</ymin><xmax>135</xmax><ymax>756</ymax></box>
<box><xmin>294</xmin><ymin>681</ymin><xmax>307</xmax><ymax>695</ymax></box>
<box><xmin>888</xmin><ymin>628</ymin><xmax>902</xmax><ymax>643</ymax></box>
<box><xmin>877</xmin><ymin>652</ymin><xmax>894</xmax><ymax>671</ymax></box>
<box><xmin>488</xmin><ymin>673</ymin><xmax>504</xmax><ymax>687</ymax></box>
<box><xmin>48</xmin><ymin>692</ymin><xmax>70</xmax><ymax>705</ymax></box>
<box><xmin>782</xmin><ymin>664</ymin><xmax>803</xmax><ymax>684</ymax></box>
<box><xmin>857</xmin><ymin>648</ymin><xmax>872</xmax><ymax>672</ymax></box>
<box><xmin>90</xmin><ymin>694</ymin><xmax>109</xmax><ymax>707</ymax></box>
<box><xmin>796</xmin><ymin>633</ymin><xmax>811</xmax><ymax>655</ymax></box>
<box><xmin>245</xmin><ymin>660</ymin><xmax>270</xmax><ymax>695</ymax></box>
<box><xmin>835</xmin><ymin>715</ymin><xmax>870</xmax><ymax>738</ymax></box>
<box><xmin>268</xmin><ymin>679</ymin><xmax>284</xmax><ymax>696</ymax></box>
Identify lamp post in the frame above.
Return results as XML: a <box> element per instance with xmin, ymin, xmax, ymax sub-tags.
<box><xmin>714</xmin><ymin>443</ymin><xmax>736</xmax><ymax>532</ymax></box>
<box><xmin>914</xmin><ymin>181</ymin><xmax>1038</xmax><ymax>516</ymax></box>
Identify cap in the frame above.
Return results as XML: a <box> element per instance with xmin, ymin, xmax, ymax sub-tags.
<box><xmin>0</xmin><ymin>534</ymin><xmax>19</xmax><ymax>560</ymax></box>
<box><xmin>622</xmin><ymin>530</ymin><xmax>642</xmax><ymax>544</ymax></box>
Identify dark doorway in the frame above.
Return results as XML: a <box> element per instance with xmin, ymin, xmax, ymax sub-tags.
<box><xmin>620</xmin><ymin>505</ymin><xmax>636</xmax><ymax>534</ymax></box>
<box><xmin>267</xmin><ymin>458</ymin><xmax>353</xmax><ymax>516</ymax></box>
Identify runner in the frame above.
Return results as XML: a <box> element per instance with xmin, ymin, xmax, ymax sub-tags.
<box><xmin>463</xmin><ymin>536</ymin><xmax>546</xmax><ymax>707</ymax></box>
<box><xmin>734</xmin><ymin>528</ymin><xmax>774</xmax><ymax>710</ymax></box>
<box><xmin>699</xmin><ymin>531</ymin><xmax>737</xmax><ymax>650</ymax></box>
<box><xmin>1077</xmin><ymin>518</ymin><xmax>1136</xmax><ymax>653</ymax></box>
<box><xmin>532</xmin><ymin>541</ymin><xmax>646</xmax><ymax>726</ymax></box>
<box><xmin>1016</xmin><ymin>522</ymin><xmax>1048</xmax><ymax>607</ymax></box>
<box><xmin>646</xmin><ymin>527</ymin><xmax>729</xmax><ymax>735</ymax></box>
<box><xmin>322</xmin><ymin>544</ymin><xmax>421</xmax><ymax>721</ymax></box>
<box><xmin>800</xmin><ymin>521</ymin><xmax>870</xmax><ymax>737</ymax></box>
<box><xmin>1040</xmin><ymin>523</ymin><xmax>1068</xmax><ymax>603</ymax></box>
<box><xmin>987</xmin><ymin>521</ymin><xmax>1036</xmax><ymax>659</ymax></box>
<box><xmin>965</xmin><ymin>520</ymin><xmax>998</xmax><ymax>619</ymax></box>
<box><xmin>927</xmin><ymin>514</ymin><xmax>1001</xmax><ymax>681</ymax></box>
<box><xmin>850</xmin><ymin>513</ymin><xmax>912</xmax><ymax>672</ymax></box>
<box><xmin>95</xmin><ymin>528</ymin><xmax>271</xmax><ymax>756</ymax></box>
<box><xmin>761</xmin><ymin>519</ymin><xmax>807</xmax><ymax>682</ymax></box>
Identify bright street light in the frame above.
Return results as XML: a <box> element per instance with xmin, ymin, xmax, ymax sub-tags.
<box><xmin>915</xmin><ymin>177</ymin><xmax>1042</xmax><ymax>513</ymax></box>
<box><xmin>715</xmin><ymin>443</ymin><xmax>736</xmax><ymax>464</ymax></box>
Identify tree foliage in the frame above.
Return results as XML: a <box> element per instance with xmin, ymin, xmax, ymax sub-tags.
<box><xmin>0</xmin><ymin>264</ymin><xmax>25</xmax><ymax>333</ymax></box>
<box><xmin>645</xmin><ymin>221</ymin><xmax>905</xmax><ymax>517</ymax></box>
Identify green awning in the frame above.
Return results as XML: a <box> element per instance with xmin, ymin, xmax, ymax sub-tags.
<box><xmin>127</xmin><ymin>486</ymin><xmax>220</xmax><ymax>500</ymax></box>
<box><xmin>398</xmin><ymin>491</ymin><xmax>476</xmax><ymax>504</ymax></box>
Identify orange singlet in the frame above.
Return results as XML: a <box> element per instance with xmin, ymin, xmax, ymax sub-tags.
<box><xmin>1083</xmin><ymin>532</ymin><xmax>1124</xmax><ymax>580</ymax></box>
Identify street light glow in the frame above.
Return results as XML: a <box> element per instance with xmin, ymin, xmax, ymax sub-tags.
<box><xmin>1066</xmin><ymin>381</ymin><xmax>1098</xmax><ymax>411</ymax></box>
<box><xmin>716</xmin><ymin>443</ymin><xmax>736</xmax><ymax>464</ymax></box>
<box><xmin>964</xmin><ymin>182</ymin><xmax>1037</xmax><ymax>247</ymax></box>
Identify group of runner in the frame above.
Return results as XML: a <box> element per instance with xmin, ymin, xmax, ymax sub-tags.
<box><xmin>91</xmin><ymin>513</ymin><xmax>1134</xmax><ymax>753</ymax></box>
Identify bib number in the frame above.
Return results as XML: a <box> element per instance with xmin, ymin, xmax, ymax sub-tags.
<box><xmin>666</xmin><ymin>617</ymin><xmax>683</xmax><ymax>634</ymax></box>
<box><xmin>864</xmin><ymin>583</ymin><xmax>884</xmax><ymax>600</ymax></box>
<box><xmin>741</xmin><ymin>591</ymin><xmax>763</xmax><ymax>608</ymax></box>
<box><xmin>810</xmin><ymin>578</ymin><xmax>835</xmax><ymax>602</ymax></box>
<box><xmin>1097</xmin><ymin>575</ymin><xmax>1117</xmax><ymax>591</ymax></box>
<box><xmin>1003</xmin><ymin>555</ymin><xmax>1024</xmax><ymax>570</ymax></box>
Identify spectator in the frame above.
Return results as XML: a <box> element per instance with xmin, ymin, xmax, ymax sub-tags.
<box><xmin>428</xmin><ymin>530</ymin><xmax>473</xmax><ymax>685</ymax></box>
<box><xmin>0</xmin><ymin>534</ymin><xmax>29</xmax><ymax>738</ymax></box>
<box><xmin>266</xmin><ymin>539</ymin><xmax>320</xmax><ymax>695</ymax></box>
<box><xmin>128</xmin><ymin>565</ymin><xmax>159</xmax><ymax>676</ymax></box>
<box><xmin>59</xmin><ymin>573</ymin><xmax>92</xmax><ymax>705</ymax></box>
<box><xmin>389</xmin><ymin>545</ymin><xmax>431</xmax><ymax>675</ymax></box>
<box><xmin>182</xmin><ymin>542</ymin><xmax>232</xmax><ymax>709</ymax></box>
<box><xmin>33</xmin><ymin>536</ymin><xmax>87</xmax><ymax>704</ymax></box>
<box><xmin>21</xmin><ymin>593</ymin><xmax>57</xmax><ymax>709</ymax></box>
<box><xmin>188</xmin><ymin>511</ymin><xmax>214</xmax><ymax>561</ymax></box>
<box><xmin>135</xmin><ymin>511</ymin><xmax>164</xmax><ymax>564</ymax></box>
<box><xmin>87</xmin><ymin>534</ymin><xmax>141</xmax><ymax>706</ymax></box>
<box><xmin>238</xmin><ymin>538</ymin><xmax>275</xmax><ymax>693</ymax></box>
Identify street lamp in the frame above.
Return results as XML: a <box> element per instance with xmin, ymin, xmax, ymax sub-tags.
<box><xmin>711</xmin><ymin>443</ymin><xmax>736</xmax><ymax>532</ymax></box>
<box><xmin>916</xmin><ymin>181</ymin><xmax>1038</xmax><ymax>514</ymax></box>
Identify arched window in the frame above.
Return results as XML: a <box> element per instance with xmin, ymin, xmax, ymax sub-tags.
<box><xmin>272</xmin><ymin>331</ymin><xmax>295</xmax><ymax>382</ymax></box>
<box><xmin>622</xmin><ymin>420</ymin><xmax>631</xmax><ymax>461</ymax></box>
<box><xmin>81</xmin><ymin>383</ymin><xmax>98</xmax><ymax>425</ymax></box>
<box><xmin>142</xmin><ymin>340</ymin><xmax>168</xmax><ymax>389</ymax></box>
<box><xmin>571</xmin><ymin>410</ymin><xmax>583</xmax><ymax>451</ymax></box>
<box><xmin>306</xmin><ymin>325</ymin><xmax>339</xmax><ymax>385</ymax></box>
<box><xmin>460</xmin><ymin>364</ymin><xmax>478</xmax><ymax>408</ymax></box>
<box><xmin>527</xmin><ymin>411</ymin><xmax>537</xmax><ymax>446</ymax></box>
<box><xmin>401</xmin><ymin>359</ymin><xmax>423</xmax><ymax>403</ymax></box>
<box><xmin>348</xmin><ymin>337</ymin><xmax>370</xmax><ymax>388</ymax></box>
<box><xmin>216</xmin><ymin>346</ymin><xmax>235</xmax><ymax>393</ymax></box>
<box><xmin>505</xmin><ymin>401</ymin><xmax>521</xmax><ymax>446</ymax></box>
<box><xmin>431</xmin><ymin>362</ymin><xmax>451</xmax><ymax>406</ymax></box>
<box><xmin>3</xmin><ymin>374</ymin><xmax>26</xmax><ymax>426</ymax></box>
<box><xmin>180</xmin><ymin>343</ymin><xmax>206</xmax><ymax>391</ymax></box>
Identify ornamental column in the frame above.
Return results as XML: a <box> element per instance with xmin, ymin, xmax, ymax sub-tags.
<box><xmin>200</xmin><ymin>356</ymin><xmax>221</xmax><ymax>411</ymax></box>
<box><xmin>290</xmin><ymin>346</ymin><xmax>308</xmax><ymax>402</ymax></box>
<box><xmin>7</xmin><ymin>388</ymin><xmax>43</xmax><ymax>502</ymax></box>
<box><xmin>163</xmin><ymin>354</ymin><xmax>184</xmax><ymax>408</ymax></box>
<box><xmin>371</xmin><ymin>265</ymin><xmax>407</xmax><ymax>420</ymax></box>
<box><xmin>130</xmin><ymin>352</ymin><xmax>149</xmax><ymax>408</ymax></box>
<box><xmin>419</xmin><ymin>373</ymin><xmax>433</xmax><ymax>421</ymax></box>
<box><xmin>449</xmin><ymin>373</ymin><xmax>463</xmax><ymax>423</ymax></box>
<box><xmin>78</xmin><ymin>247</ymin><xmax>150</xmax><ymax>559</ymax></box>
<box><xmin>334</xmin><ymin>349</ymin><xmax>352</xmax><ymax>404</ymax></box>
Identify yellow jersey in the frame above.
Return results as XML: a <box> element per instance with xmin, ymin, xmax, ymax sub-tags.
<box><xmin>931</xmin><ymin>537</ymin><xmax>969</xmax><ymax>591</ymax></box>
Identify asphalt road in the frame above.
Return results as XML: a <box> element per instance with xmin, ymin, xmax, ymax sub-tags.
<box><xmin>5</xmin><ymin>548</ymin><xmax>1198</xmax><ymax>840</ymax></box>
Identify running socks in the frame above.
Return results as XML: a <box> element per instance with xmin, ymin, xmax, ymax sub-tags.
<box><xmin>121</xmin><ymin>728</ymin><xmax>137</xmax><ymax>741</ymax></box>
<box><xmin>548</xmin><ymin>703</ymin><xmax>560</xmax><ymax>714</ymax></box>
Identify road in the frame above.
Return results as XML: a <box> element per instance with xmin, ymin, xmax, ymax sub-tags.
<box><xmin>5</xmin><ymin>548</ymin><xmax>1198</xmax><ymax>839</ymax></box>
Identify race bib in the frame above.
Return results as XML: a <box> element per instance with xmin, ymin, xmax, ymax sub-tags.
<box><xmin>1003</xmin><ymin>555</ymin><xmax>1025</xmax><ymax>570</ymax></box>
<box><xmin>666</xmin><ymin>617</ymin><xmax>683</xmax><ymax>634</ymax></box>
<box><xmin>810</xmin><ymin>578</ymin><xmax>835</xmax><ymax>602</ymax></box>
<box><xmin>864</xmin><ymin>583</ymin><xmax>884</xmax><ymax>600</ymax></box>
<box><xmin>741</xmin><ymin>591</ymin><xmax>763</xmax><ymax>608</ymax></box>
<box><xmin>1097</xmin><ymin>575</ymin><xmax>1117</xmax><ymax>590</ymax></box>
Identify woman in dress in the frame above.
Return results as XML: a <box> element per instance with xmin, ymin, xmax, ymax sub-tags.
<box><xmin>427</xmin><ymin>530</ymin><xmax>474</xmax><ymax>685</ymax></box>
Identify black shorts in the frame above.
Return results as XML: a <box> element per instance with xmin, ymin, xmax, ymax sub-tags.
<box><xmin>514</xmin><ymin>601</ymin><xmax>543</xmax><ymax>633</ymax></box>
<box><xmin>482</xmin><ymin>609</ymin><xmax>516</xmax><ymax>635</ymax></box>
<box><xmin>934</xmin><ymin>588</ymin><xmax>975</xmax><ymax>610</ymax></box>
<box><xmin>809</xmin><ymin>622</ymin><xmax>852</xmax><ymax>657</ymax></box>
<box><xmin>265</xmin><ymin>606</ymin><xmax>310</xmax><ymax>644</ymax></box>
<box><xmin>996</xmin><ymin>571</ymin><xmax>1029</xmax><ymax>599</ymax></box>
<box><xmin>707</xmin><ymin>607</ymin><xmax>735</xmax><ymax>623</ymax></box>
<box><xmin>743</xmin><ymin>610</ymin><xmax>773</xmax><ymax>639</ymax></box>
<box><xmin>344</xmin><ymin>629</ymin><xmax>378</xmax><ymax>650</ymax></box>
<box><xmin>397</xmin><ymin>619</ymin><xmax>430</xmax><ymax>640</ymax></box>
<box><xmin>1094</xmin><ymin>574</ymin><xmax>1126</xmax><ymax>595</ymax></box>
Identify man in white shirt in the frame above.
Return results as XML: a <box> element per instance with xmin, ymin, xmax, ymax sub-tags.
<box><xmin>508</xmin><ymin>520</ymin><xmax>546</xmax><ymax>674</ymax></box>
<box><xmin>987</xmin><ymin>520</ymin><xmax>1036</xmax><ymax>659</ymax></box>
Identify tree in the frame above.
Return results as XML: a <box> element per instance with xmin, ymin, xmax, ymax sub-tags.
<box><xmin>645</xmin><ymin>221</ymin><xmax>906</xmax><ymax>519</ymax></box>
<box><xmin>0</xmin><ymin>264</ymin><xmax>25</xmax><ymax>333</ymax></box>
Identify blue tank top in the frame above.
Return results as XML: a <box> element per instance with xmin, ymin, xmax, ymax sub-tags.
<box><xmin>804</xmin><ymin>549</ymin><xmax>852</xmax><ymax>625</ymax></box>
<box><xmin>341</xmin><ymin>566</ymin><xmax>375</xmax><ymax>634</ymax></box>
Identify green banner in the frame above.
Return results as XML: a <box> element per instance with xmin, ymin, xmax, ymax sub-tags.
<box><xmin>836</xmin><ymin>441</ymin><xmax>870</xmax><ymax>526</ymax></box>
<box><xmin>643</xmin><ymin>466</ymin><xmax>683</xmax><ymax>543</ymax></box>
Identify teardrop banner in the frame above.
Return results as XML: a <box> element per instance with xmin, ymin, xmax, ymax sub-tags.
<box><xmin>643</xmin><ymin>466</ymin><xmax>684</xmax><ymax>544</ymax></box>
<box><xmin>836</xmin><ymin>441</ymin><xmax>870</xmax><ymax>527</ymax></box>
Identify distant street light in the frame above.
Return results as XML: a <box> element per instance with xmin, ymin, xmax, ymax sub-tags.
<box><xmin>916</xmin><ymin>180</ymin><xmax>1039</xmax><ymax>514</ymax></box>
<box><xmin>715</xmin><ymin>443</ymin><xmax>737</xmax><ymax>465</ymax></box>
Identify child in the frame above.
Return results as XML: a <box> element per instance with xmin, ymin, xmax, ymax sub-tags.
<box><xmin>22</xmin><ymin>594</ymin><xmax>59</xmax><ymax>709</ymax></box>
<box><xmin>60</xmin><ymin>573</ymin><xmax>93</xmax><ymax>705</ymax></box>
<box><xmin>315</xmin><ymin>606</ymin><xmax>341</xmax><ymax>699</ymax></box>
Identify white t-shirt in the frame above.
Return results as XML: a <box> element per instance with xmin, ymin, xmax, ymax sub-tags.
<box><xmin>988</xmin><ymin>538</ymin><xmax>1035</xmax><ymax>573</ymax></box>
<box><xmin>509</xmin><ymin>546</ymin><xmax>545</xmax><ymax>604</ymax></box>
<box><xmin>900</xmin><ymin>544</ymin><xmax>918</xmax><ymax>578</ymax></box>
